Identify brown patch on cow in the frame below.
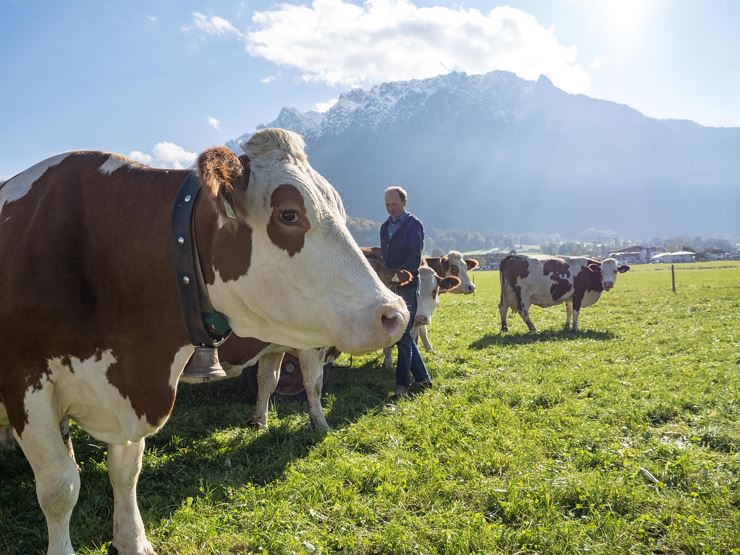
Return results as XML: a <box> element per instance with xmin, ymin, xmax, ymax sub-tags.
<box><xmin>218</xmin><ymin>336</ymin><xmax>271</xmax><ymax>367</ymax></box>
<box><xmin>267</xmin><ymin>184</ymin><xmax>310</xmax><ymax>256</ymax></box>
<box><xmin>543</xmin><ymin>259</ymin><xmax>572</xmax><ymax>300</ymax></box>
<box><xmin>499</xmin><ymin>255</ymin><xmax>530</xmax><ymax>310</ymax></box>
<box><xmin>209</xmin><ymin>221</ymin><xmax>253</xmax><ymax>283</ymax></box>
<box><xmin>572</xmin><ymin>262</ymin><xmax>603</xmax><ymax>311</ymax></box>
<box><xmin>424</xmin><ymin>257</ymin><xmax>450</xmax><ymax>277</ymax></box>
<box><xmin>197</xmin><ymin>147</ymin><xmax>250</xmax><ymax>221</ymax></box>
<box><xmin>0</xmin><ymin>151</ymin><xmax>197</xmax><ymax>436</ymax></box>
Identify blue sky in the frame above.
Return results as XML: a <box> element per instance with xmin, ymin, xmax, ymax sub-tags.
<box><xmin>2</xmin><ymin>0</ymin><xmax>739</xmax><ymax>179</ymax></box>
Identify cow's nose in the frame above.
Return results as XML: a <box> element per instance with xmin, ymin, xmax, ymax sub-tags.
<box><xmin>604</xmin><ymin>282</ymin><xmax>613</xmax><ymax>290</ymax></box>
<box><xmin>468</xmin><ymin>284</ymin><xmax>476</xmax><ymax>292</ymax></box>
<box><xmin>379</xmin><ymin>305</ymin><xmax>407</xmax><ymax>341</ymax></box>
<box><xmin>415</xmin><ymin>315</ymin><xmax>430</xmax><ymax>325</ymax></box>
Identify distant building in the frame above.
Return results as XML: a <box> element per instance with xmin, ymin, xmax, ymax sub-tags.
<box><xmin>608</xmin><ymin>245</ymin><xmax>661</xmax><ymax>264</ymax></box>
<box><xmin>462</xmin><ymin>248</ymin><xmax>517</xmax><ymax>270</ymax></box>
<box><xmin>651</xmin><ymin>251</ymin><xmax>696</xmax><ymax>263</ymax></box>
<box><xmin>699</xmin><ymin>248</ymin><xmax>729</xmax><ymax>261</ymax></box>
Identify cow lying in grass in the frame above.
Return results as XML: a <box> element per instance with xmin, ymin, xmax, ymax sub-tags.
<box><xmin>499</xmin><ymin>255</ymin><xmax>630</xmax><ymax>332</ymax></box>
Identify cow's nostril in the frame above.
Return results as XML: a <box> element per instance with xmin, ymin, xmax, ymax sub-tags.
<box><xmin>381</xmin><ymin>311</ymin><xmax>405</xmax><ymax>334</ymax></box>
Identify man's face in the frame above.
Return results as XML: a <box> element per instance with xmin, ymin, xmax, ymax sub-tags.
<box><xmin>385</xmin><ymin>190</ymin><xmax>406</xmax><ymax>219</ymax></box>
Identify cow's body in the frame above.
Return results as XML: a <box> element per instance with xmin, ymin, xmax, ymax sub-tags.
<box><xmin>424</xmin><ymin>251</ymin><xmax>478</xmax><ymax>294</ymax></box>
<box><xmin>498</xmin><ymin>255</ymin><xmax>630</xmax><ymax>332</ymax></box>
<box><xmin>383</xmin><ymin>266</ymin><xmax>460</xmax><ymax>369</ymax></box>
<box><xmin>0</xmin><ymin>129</ymin><xmax>407</xmax><ymax>554</ymax></box>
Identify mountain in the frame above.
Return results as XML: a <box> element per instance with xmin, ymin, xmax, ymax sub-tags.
<box><xmin>228</xmin><ymin>71</ymin><xmax>740</xmax><ymax>238</ymax></box>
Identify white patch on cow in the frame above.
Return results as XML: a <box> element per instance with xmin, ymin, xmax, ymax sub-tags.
<box><xmin>43</xmin><ymin>350</ymin><xmax>155</xmax><ymax>444</ymax></box>
<box><xmin>416</xmin><ymin>266</ymin><xmax>441</xmax><ymax>325</ymax></box>
<box><xmin>98</xmin><ymin>154</ymin><xmax>128</xmax><ymax>175</ymax></box>
<box><xmin>171</xmin><ymin>344</ymin><xmax>196</xmax><ymax>385</ymax></box>
<box><xmin>0</xmin><ymin>153</ymin><xmax>69</xmax><ymax>213</ymax></box>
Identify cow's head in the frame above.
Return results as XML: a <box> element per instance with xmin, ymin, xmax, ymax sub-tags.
<box><xmin>415</xmin><ymin>266</ymin><xmax>460</xmax><ymax>326</ymax></box>
<box><xmin>195</xmin><ymin>129</ymin><xmax>408</xmax><ymax>353</ymax></box>
<box><xmin>440</xmin><ymin>251</ymin><xmax>478</xmax><ymax>294</ymax></box>
<box><xmin>586</xmin><ymin>258</ymin><xmax>630</xmax><ymax>291</ymax></box>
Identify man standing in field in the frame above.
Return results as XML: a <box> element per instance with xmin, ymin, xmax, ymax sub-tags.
<box><xmin>381</xmin><ymin>186</ymin><xmax>432</xmax><ymax>397</ymax></box>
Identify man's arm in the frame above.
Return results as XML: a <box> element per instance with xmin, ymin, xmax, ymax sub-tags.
<box><xmin>399</xmin><ymin>220</ymin><xmax>423</xmax><ymax>273</ymax></box>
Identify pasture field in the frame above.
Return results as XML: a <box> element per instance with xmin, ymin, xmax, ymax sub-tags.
<box><xmin>1</xmin><ymin>262</ymin><xmax>738</xmax><ymax>554</ymax></box>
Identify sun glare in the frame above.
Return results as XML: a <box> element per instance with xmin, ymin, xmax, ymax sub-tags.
<box><xmin>601</xmin><ymin>0</ymin><xmax>650</xmax><ymax>43</ymax></box>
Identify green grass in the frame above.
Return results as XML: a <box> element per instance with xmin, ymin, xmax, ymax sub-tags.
<box><xmin>1</xmin><ymin>261</ymin><xmax>738</xmax><ymax>554</ymax></box>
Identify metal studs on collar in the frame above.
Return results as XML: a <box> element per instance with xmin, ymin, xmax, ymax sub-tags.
<box><xmin>182</xmin><ymin>276</ymin><xmax>191</xmax><ymax>285</ymax></box>
<box><xmin>177</xmin><ymin>236</ymin><xmax>185</xmax><ymax>245</ymax></box>
<box><xmin>184</xmin><ymin>195</ymin><xmax>192</xmax><ymax>202</ymax></box>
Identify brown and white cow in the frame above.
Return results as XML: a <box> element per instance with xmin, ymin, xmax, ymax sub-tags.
<box><xmin>383</xmin><ymin>266</ymin><xmax>460</xmax><ymax>369</ymax></box>
<box><xmin>424</xmin><ymin>251</ymin><xmax>479</xmax><ymax>294</ymax></box>
<box><xmin>0</xmin><ymin>128</ymin><xmax>408</xmax><ymax>555</ymax></box>
<box><xmin>213</xmin><ymin>252</ymin><xmax>412</xmax><ymax>432</ymax></box>
<box><xmin>499</xmin><ymin>255</ymin><xmax>630</xmax><ymax>333</ymax></box>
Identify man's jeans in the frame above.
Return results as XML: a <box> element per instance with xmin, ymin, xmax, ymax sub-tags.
<box><xmin>395</xmin><ymin>283</ymin><xmax>431</xmax><ymax>387</ymax></box>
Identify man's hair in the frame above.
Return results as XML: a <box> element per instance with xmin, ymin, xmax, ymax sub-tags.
<box><xmin>384</xmin><ymin>185</ymin><xmax>407</xmax><ymax>202</ymax></box>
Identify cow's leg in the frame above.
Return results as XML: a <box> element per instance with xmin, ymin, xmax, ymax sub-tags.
<box><xmin>249</xmin><ymin>352</ymin><xmax>284</xmax><ymax>430</ymax></box>
<box><xmin>108</xmin><ymin>439</ymin><xmax>155</xmax><ymax>555</ymax></box>
<box><xmin>14</xmin><ymin>403</ymin><xmax>80</xmax><ymax>555</ymax></box>
<box><xmin>564</xmin><ymin>300</ymin><xmax>574</xmax><ymax>330</ymax></box>
<box><xmin>297</xmin><ymin>349</ymin><xmax>329</xmax><ymax>431</ymax></box>
<box><xmin>499</xmin><ymin>299</ymin><xmax>509</xmax><ymax>332</ymax></box>
<box><xmin>59</xmin><ymin>416</ymin><xmax>77</xmax><ymax>468</ymax></box>
<box><xmin>572</xmin><ymin>309</ymin><xmax>581</xmax><ymax>333</ymax></box>
<box><xmin>383</xmin><ymin>346</ymin><xmax>394</xmax><ymax>369</ymax></box>
<box><xmin>517</xmin><ymin>298</ymin><xmax>537</xmax><ymax>332</ymax></box>
<box><xmin>418</xmin><ymin>325</ymin><xmax>433</xmax><ymax>351</ymax></box>
<box><xmin>0</xmin><ymin>424</ymin><xmax>14</xmax><ymax>449</ymax></box>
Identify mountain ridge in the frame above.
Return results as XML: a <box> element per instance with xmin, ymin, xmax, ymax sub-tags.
<box><xmin>227</xmin><ymin>70</ymin><xmax>740</xmax><ymax>238</ymax></box>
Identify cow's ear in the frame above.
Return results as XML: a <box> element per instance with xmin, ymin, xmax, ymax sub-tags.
<box><xmin>197</xmin><ymin>147</ymin><xmax>249</xmax><ymax>220</ymax></box>
<box><xmin>438</xmin><ymin>276</ymin><xmax>461</xmax><ymax>293</ymax></box>
<box><xmin>465</xmin><ymin>258</ymin><xmax>479</xmax><ymax>271</ymax></box>
<box><xmin>396</xmin><ymin>269</ymin><xmax>413</xmax><ymax>286</ymax></box>
<box><xmin>587</xmin><ymin>263</ymin><xmax>601</xmax><ymax>273</ymax></box>
<box><xmin>618</xmin><ymin>265</ymin><xmax>631</xmax><ymax>273</ymax></box>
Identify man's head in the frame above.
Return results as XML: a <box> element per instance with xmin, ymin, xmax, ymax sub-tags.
<box><xmin>384</xmin><ymin>186</ymin><xmax>407</xmax><ymax>219</ymax></box>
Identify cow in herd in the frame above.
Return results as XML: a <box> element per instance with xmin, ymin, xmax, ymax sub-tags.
<box><xmin>0</xmin><ymin>129</ymin><xmax>408</xmax><ymax>555</ymax></box>
<box><xmin>499</xmin><ymin>254</ymin><xmax>630</xmax><ymax>332</ymax></box>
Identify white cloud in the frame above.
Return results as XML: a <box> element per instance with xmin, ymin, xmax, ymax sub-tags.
<box><xmin>260</xmin><ymin>75</ymin><xmax>276</xmax><ymax>84</ymax></box>
<box><xmin>589</xmin><ymin>57</ymin><xmax>606</xmax><ymax>71</ymax></box>
<box><xmin>146</xmin><ymin>15</ymin><xmax>157</xmax><ymax>23</ymax></box>
<box><xmin>184</xmin><ymin>12</ymin><xmax>243</xmax><ymax>38</ymax></box>
<box><xmin>246</xmin><ymin>0</ymin><xmax>589</xmax><ymax>93</ymax></box>
<box><xmin>129</xmin><ymin>142</ymin><xmax>197</xmax><ymax>169</ymax></box>
<box><xmin>128</xmin><ymin>150</ymin><xmax>152</xmax><ymax>165</ymax></box>
<box><xmin>208</xmin><ymin>116</ymin><xmax>222</xmax><ymax>131</ymax></box>
<box><xmin>314</xmin><ymin>98</ymin><xmax>338</xmax><ymax>112</ymax></box>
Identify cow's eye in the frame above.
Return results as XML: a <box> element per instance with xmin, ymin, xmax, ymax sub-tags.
<box><xmin>279</xmin><ymin>210</ymin><xmax>299</xmax><ymax>223</ymax></box>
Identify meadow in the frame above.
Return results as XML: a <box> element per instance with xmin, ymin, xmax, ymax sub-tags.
<box><xmin>1</xmin><ymin>261</ymin><xmax>738</xmax><ymax>554</ymax></box>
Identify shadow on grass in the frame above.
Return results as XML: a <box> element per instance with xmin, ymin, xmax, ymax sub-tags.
<box><xmin>470</xmin><ymin>328</ymin><xmax>615</xmax><ymax>349</ymax></box>
<box><xmin>0</xmin><ymin>358</ymin><xmax>393</xmax><ymax>553</ymax></box>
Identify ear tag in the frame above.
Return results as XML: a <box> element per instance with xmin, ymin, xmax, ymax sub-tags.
<box><xmin>391</xmin><ymin>275</ymin><xmax>400</xmax><ymax>283</ymax></box>
<box><xmin>222</xmin><ymin>199</ymin><xmax>236</xmax><ymax>220</ymax></box>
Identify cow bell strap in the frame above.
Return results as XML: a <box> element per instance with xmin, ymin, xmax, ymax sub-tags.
<box><xmin>171</xmin><ymin>173</ymin><xmax>231</xmax><ymax>347</ymax></box>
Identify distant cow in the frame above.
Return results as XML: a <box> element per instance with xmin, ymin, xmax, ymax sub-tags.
<box><xmin>499</xmin><ymin>255</ymin><xmax>630</xmax><ymax>332</ymax></box>
<box><xmin>383</xmin><ymin>266</ymin><xmax>460</xmax><ymax>368</ymax></box>
<box><xmin>424</xmin><ymin>251</ymin><xmax>479</xmax><ymax>293</ymax></box>
<box><xmin>0</xmin><ymin>129</ymin><xmax>408</xmax><ymax>554</ymax></box>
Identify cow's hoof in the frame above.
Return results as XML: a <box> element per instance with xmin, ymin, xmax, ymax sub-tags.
<box><xmin>500</xmin><ymin>327</ymin><xmax>508</xmax><ymax>333</ymax></box>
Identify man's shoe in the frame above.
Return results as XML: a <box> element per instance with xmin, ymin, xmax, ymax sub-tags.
<box><xmin>408</xmin><ymin>380</ymin><xmax>432</xmax><ymax>395</ymax></box>
<box><xmin>392</xmin><ymin>385</ymin><xmax>409</xmax><ymax>399</ymax></box>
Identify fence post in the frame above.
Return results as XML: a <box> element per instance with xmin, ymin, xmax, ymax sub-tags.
<box><xmin>671</xmin><ymin>264</ymin><xmax>676</xmax><ymax>293</ymax></box>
